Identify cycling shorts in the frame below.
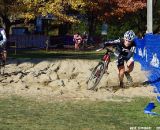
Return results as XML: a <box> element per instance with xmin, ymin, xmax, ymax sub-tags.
<box><xmin>117</xmin><ymin>57</ymin><xmax>134</xmax><ymax>67</ymax></box>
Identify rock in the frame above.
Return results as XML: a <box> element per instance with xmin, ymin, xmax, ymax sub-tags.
<box><xmin>1</xmin><ymin>77</ymin><xmax>13</xmax><ymax>83</ymax></box>
<box><xmin>48</xmin><ymin>80</ymin><xmax>64</xmax><ymax>87</ymax></box>
<box><xmin>38</xmin><ymin>74</ymin><xmax>51</xmax><ymax>83</ymax></box>
<box><xmin>33</xmin><ymin>61</ymin><xmax>50</xmax><ymax>71</ymax></box>
<box><xmin>12</xmin><ymin>73</ymin><xmax>23</xmax><ymax>83</ymax></box>
<box><xmin>48</xmin><ymin>62</ymin><xmax>60</xmax><ymax>72</ymax></box>
<box><xmin>49</xmin><ymin>72</ymin><xmax>58</xmax><ymax>80</ymax></box>
<box><xmin>18</xmin><ymin>62</ymin><xmax>34</xmax><ymax>70</ymax></box>
<box><xmin>21</xmin><ymin>73</ymin><xmax>39</xmax><ymax>83</ymax></box>
<box><xmin>4</xmin><ymin>64</ymin><xmax>20</xmax><ymax>74</ymax></box>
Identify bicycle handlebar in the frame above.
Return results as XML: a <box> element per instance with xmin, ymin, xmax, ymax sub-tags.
<box><xmin>96</xmin><ymin>48</ymin><xmax>103</xmax><ymax>52</ymax></box>
<box><xmin>96</xmin><ymin>47</ymin><xmax>114</xmax><ymax>53</ymax></box>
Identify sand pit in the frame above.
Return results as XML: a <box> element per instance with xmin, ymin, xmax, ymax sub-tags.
<box><xmin>0</xmin><ymin>58</ymin><xmax>156</xmax><ymax>101</ymax></box>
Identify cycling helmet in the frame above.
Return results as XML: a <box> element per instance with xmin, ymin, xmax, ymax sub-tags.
<box><xmin>124</xmin><ymin>30</ymin><xmax>136</xmax><ymax>42</ymax></box>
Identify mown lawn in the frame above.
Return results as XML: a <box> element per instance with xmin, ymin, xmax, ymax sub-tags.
<box><xmin>0</xmin><ymin>96</ymin><xmax>160</xmax><ymax>130</ymax></box>
<box><xmin>8</xmin><ymin>49</ymin><xmax>109</xmax><ymax>60</ymax></box>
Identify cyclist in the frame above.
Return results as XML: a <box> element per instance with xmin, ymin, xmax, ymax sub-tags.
<box><xmin>0</xmin><ymin>25</ymin><xmax>7</xmax><ymax>66</ymax></box>
<box><xmin>103</xmin><ymin>30</ymin><xmax>136</xmax><ymax>88</ymax></box>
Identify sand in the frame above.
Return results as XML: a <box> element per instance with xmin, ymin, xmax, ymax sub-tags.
<box><xmin>0</xmin><ymin>58</ymin><xmax>156</xmax><ymax>102</ymax></box>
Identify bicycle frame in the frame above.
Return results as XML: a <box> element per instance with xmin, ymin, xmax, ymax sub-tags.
<box><xmin>102</xmin><ymin>52</ymin><xmax>110</xmax><ymax>63</ymax></box>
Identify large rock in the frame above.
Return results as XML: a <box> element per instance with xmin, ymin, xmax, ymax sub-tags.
<box><xmin>49</xmin><ymin>72</ymin><xmax>58</xmax><ymax>81</ymax></box>
<box><xmin>48</xmin><ymin>80</ymin><xmax>64</xmax><ymax>88</ymax></box>
<box><xmin>12</xmin><ymin>73</ymin><xmax>23</xmax><ymax>83</ymax></box>
<box><xmin>33</xmin><ymin>61</ymin><xmax>50</xmax><ymax>71</ymax></box>
<box><xmin>21</xmin><ymin>72</ymin><xmax>39</xmax><ymax>83</ymax></box>
<box><xmin>37</xmin><ymin>74</ymin><xmax>51</xmax><ymax>83</ymax></box>
<box><xmin>18</xmin><ymin>62</ymin><xmax>34</xmax><ymax>71</ymax></box>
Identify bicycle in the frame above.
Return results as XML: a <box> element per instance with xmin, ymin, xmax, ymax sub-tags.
<box><xmin>86</xmin><ymin>47</ymin><xmax>114</xmax><ymax>90</ymax></box>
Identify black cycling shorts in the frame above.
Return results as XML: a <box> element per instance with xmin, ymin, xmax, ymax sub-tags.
<box><xmin>117</xmin><ymin>58</ymin><xmax>125</xmax><ymax>67</ymax></box>
<box><xmin>117</xmin><ymin>57</ymin><xmax>134</xmax><ymax>67</ymax></box>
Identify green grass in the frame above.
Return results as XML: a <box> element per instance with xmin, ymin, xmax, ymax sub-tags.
<box><xmin>0</xmin><ymin>96</ymin><xmax>160</xmax><ymax>130</ymax></box>
<box><xmin>8</xmin><ymin>49</ymin><xmax>111</xmax><ymax>60</ymax></box>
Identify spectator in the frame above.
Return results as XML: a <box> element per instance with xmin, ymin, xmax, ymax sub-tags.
<box><xmin>73</xmin><ymin>32</ymin><xmax>82</xmax><ymax>50</ymax></box>
<box><xmin>81</xmin><ymin>31</ymin><xmax>88</xmax><ymax>49</ymax></box>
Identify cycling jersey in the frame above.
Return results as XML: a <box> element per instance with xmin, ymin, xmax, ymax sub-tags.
<box><xmin>0</xmin><ymin>28</ymin><xmax>7</xmax><ymax>48</ymax></box>
<box><xmin>104</xmin><ymin>39</ymin><xmax>136</xmax><ymax>66</ymax></box>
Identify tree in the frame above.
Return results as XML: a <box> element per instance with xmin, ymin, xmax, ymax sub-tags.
<box><xmin>0</xmin><ymin>0</ymin><xmax>19</xmax><ymax>36</ymax></box>
<box><xmin>16</xmin><ymin>0</ymin><xmax>86</xmax><ymax>22</ymax></box>
<box><xmin>153</xmin><ymin>0</ymin><xmax>160</xmax><ymax>33</ymax></box>
<box><xmin>0</xmin><ymin>0</ymin><xmax>148</xmax><ymax>37</ymax></box>
<box><xmin>0</xmin><ymin>0</ymin><xmax>86</xmax><ymax>36</ymax></box>
<box><xmin>80</xmin><ymin>0</ymin><xmax>146</xmax><ymax>36</ymax></box>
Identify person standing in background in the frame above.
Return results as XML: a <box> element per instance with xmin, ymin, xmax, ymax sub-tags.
<box><xmin>73</xmin><ymin>32</ymin><xmax>82</xmax><ymax>50</ymax></box>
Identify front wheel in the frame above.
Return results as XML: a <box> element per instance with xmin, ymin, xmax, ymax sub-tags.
<box><xmin>87</xmin><ymin>61</ymin><xmax>107</xmax><ymax>90</ymax></box>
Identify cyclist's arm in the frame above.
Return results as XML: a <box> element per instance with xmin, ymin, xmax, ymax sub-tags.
<box><xmin>0</xmin><ymin>30</ymin><xmax>7</xmax><ymax>44</ymax></box>
<box><xmin>103</xmin><ymin>39</ymin><xmax>121</xmax><ymax>48</ymax></box>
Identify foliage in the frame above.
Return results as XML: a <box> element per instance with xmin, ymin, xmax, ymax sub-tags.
<box><xmin>0</xmin><ymin>0</ymin><xmax>152</xmax><ymax>37</ymax></box>
<box><xmin>153</xmin><ymin>0</ymin><xmax>160</xmax><ymax>33</ymax></box>
<box><xmin>8</xmin><ymin>0</ymin><xmax>146</xmax><ymax>24</ymax></box>
<box><xmin>16</xmin><ymin>0</ymin><xmax>86</xmax><ymax>23</ymax></box>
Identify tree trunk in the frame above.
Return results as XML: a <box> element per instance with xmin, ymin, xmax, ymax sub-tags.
<box><xmin>87</xmin><ymin>11</ymin><xmax>97</xmax><ymax>42</ymax></box>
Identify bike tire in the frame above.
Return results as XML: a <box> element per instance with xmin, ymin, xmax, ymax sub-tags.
<box><xmin>87</xmin><ymin>61</ymin><xmax>107</xmax><ymax>90</ymax></box>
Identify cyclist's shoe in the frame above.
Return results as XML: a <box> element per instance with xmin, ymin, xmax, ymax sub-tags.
<box><xmin>119</xmin><ymin>81</ymin><xmax>124</xmax><ymax>88</ymax></box>
<box><xmin>124</xmin><ymin>72</ymin><xmax>133</xmax><ymax>83</ymax></box>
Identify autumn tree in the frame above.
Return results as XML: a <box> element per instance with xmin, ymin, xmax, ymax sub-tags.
<box><xmin>0</xmin><ymin>0</ymin><xmax>155</xmax><ymax>37</ymax></box>
<box><xmin>0</xmin><ymin>0</ymin><xmax>20</xmax><ymax>36</ymax></box>
<box><xmin>78</xmin><ymin>0</ymin><xmax>146</xmax><ymax>36</ymax></box>
<box><xmin>153</xmin><ymin>0</ymin><xmax>160</xmax><ymax>33</ymax></box>
<box><xmin>0</xmin><ymin>0</ymin><xmax>85</xmax><ymax>36</ymax></box>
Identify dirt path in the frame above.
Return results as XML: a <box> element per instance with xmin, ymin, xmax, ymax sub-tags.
<box><xmin>0</xmin><ymin>58</ymin><xmax>156</xmax><ymax>101</ymax></box>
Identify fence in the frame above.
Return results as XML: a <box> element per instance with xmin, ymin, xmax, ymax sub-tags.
<box><xmin>8</xmin><ymin>35</ymin><xmax>48</xmax><ymax>48</ymax></box>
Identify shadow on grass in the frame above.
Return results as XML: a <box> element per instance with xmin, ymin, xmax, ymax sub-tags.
<box><xmin>8</xmin><ymin>49</ymin><xmax>113</xmax><ymax>60</ymax></box>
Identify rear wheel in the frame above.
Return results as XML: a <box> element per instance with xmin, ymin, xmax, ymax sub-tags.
<box><xmin>87</xmin><ymin>61</ymin><xmax>107</xmax><ymax>90</ymax></box>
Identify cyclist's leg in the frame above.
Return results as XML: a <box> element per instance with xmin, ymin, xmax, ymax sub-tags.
<box><xmin>1</xmin><ymin>45</ymin><xmax>7</xmax><ymax>66</ymax></box>
<box><xmin>2</xmin><ymin>50</ymin><xmax>7</xmax><ymax>63</ymax></box>
<box><xmin>124</xmin><ymin>57</ymin><xmax>134</xmax><ymax>82</ymax></box>
<box><xmin>126</xmin><ymin>57</ymin><xmax>134</xmax><ymax>72</ymax></box>
<box><xmin>117</xmin><ymin>59</ymin><xmax>125</xmax><ymax>87</ymax></box>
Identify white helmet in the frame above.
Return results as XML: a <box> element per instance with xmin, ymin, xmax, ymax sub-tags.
<box><xmin>124</xmin><ymin>30</ymin><xmax>136</xmax><ymax>42</ymax></box>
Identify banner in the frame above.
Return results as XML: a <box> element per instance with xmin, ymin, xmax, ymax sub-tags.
<box><xmin>134</xmin><ymin>33</ymin><xmax>160</xmax><ymax>101</ymax></box>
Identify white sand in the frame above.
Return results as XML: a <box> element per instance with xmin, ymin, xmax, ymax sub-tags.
<box><xmin>0</xmin><ymin>59</ymin><xmax>156</xmax><ymax>101</ymax></box>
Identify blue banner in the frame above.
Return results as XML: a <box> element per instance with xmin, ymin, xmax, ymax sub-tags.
<box><xmin>134</xmin><ymin>34</ymin><xmax>160</xmax><ymax>102</ymax></box>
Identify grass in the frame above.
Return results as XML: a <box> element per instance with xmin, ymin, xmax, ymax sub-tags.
<box><xmin>8</xmin><ymin>49</ymin><xmax>112</xmax><ymax>60</ymax></box>
<box><xmin>0</xmin><ymin>96</ymin><xmax>160</xmax><ymax>130</ymax></box>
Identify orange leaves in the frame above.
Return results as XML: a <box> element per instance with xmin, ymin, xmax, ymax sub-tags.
<box><xmin>103</xmin><ymin>0</ymin><xmax>146</xmax><ymax>18</ymax></box>
<box><xmin>0</xmin><ymin>0</ymin><xmax>147</xmax><ymax>24</ymax></box>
